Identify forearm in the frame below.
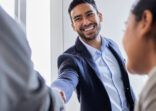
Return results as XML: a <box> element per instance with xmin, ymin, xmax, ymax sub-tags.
<box><xmin>51</xmin><ymin>71</ymin><xmax>79</xmax><ymax>103</ymax></box>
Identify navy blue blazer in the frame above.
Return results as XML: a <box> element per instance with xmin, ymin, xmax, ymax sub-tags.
<box><xmin>52</xmin><ymin>37</ymin><xmax>135</xmax><ymax>111</ymax></box>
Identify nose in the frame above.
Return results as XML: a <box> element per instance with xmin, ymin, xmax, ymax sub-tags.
<box><xmin>82</xmin><ymin>18</ymin><xmax>91</xmax><ymax>26</ymax></box>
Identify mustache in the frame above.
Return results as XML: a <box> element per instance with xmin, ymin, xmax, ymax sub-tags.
<box><xmin>80</xmin><ymin>23</ymin><xmax>97</xmax><ymax>31</ymax></box>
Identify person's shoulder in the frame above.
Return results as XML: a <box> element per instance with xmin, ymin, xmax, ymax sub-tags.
<box><xmin>103</xmin><ymin>37</ymin><xmax>118</xmax><ymax>47</ymax></box>
<box><xmin>64</xmin><ymin>45</ymin><xmax>76</xmax><ymax>53</ymax></box>
<box><xmin>142</xmin><ymin>69</ymin><xmax>156</xmax><ymax>97</ymax></box>
<box><xmin>103</xmin><ymin>37</ymin><xmax>121</xmax><ymax>52</ymax></box>
<box><xmin>138</xmin><ymin>68</ymin><xmax>156</xmax><ymax>111</ymax></box>
<box><xmin>57</xmin><ymin>46</ymin><xmax>79</xmax><ymax>67</ymax></box>
<box><xmin>60</xmin><ymin>43</ymin><xmax>81</xmax><ymax>59</ymax></box>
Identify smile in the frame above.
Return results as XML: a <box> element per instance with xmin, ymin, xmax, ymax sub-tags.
<box><xmin>81</xmin><ymin>24</ymin><xmax>96</xmax><ymax>32</ymax></box>
<box><xmin>84</xmin><ymin>25</ymin><xmax>95</xmax><ymax>31</ymax></box>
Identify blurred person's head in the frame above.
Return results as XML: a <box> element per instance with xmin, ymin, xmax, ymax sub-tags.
<box><xmin>68</xmin><ymin>0</ymin><xmax>103</xmax><ymax>43</ymax></box>
<box><xmin>123</xmin><ymin>0</ymin><xmax>156</xmax><ymax>74</ymax></box>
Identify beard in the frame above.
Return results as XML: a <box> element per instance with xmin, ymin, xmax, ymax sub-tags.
<box><xmin>77</xmin><ymin>23</ymin><xmax>101</xmax><ymax>41</ymax></box>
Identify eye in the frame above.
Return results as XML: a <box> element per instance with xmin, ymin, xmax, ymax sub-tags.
<box><xmin>74</xmin><ymin>18</ymin><xmax>80</xmax><ymax>22</ymax></box>
<box><xmin>73</xmin><ymin>16</ymin><xmax>82</xmax><ymax>22</ymax></box>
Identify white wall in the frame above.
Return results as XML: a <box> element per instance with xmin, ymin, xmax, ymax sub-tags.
<box><xmin>51</xmin><ymin>0</ymin><xmax>148</xmax><ymax>111</ymax></box>
<box><xmin>26</xmin><ymin>0</ymin><xmax>51</xmax><ymax>84</ymax></box>
<box><xmin>50</xmin><ymin>0</ymin><xmax>64</xmax><ymax>82</ymax></box>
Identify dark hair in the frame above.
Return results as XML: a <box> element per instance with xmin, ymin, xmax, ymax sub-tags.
<box><xmin>132</xmin><ymin>0</ymin><xmax>156</xmax><ymax>22</ymax></box>
<box><xmin>132</xmin><ymin>0</ymin><xmax>156</xmax><ymax>44</ymax></box>
<box><xmin>68</xmin><ymin>0</ymin><xmax>98</xmax><ymax>14</ymax></box>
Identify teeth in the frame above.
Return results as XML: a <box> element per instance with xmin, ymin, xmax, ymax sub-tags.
<box><xmin>84</xmin><ymin>26</ymin><xmax>94</xmax><ymax>31</ymax></box>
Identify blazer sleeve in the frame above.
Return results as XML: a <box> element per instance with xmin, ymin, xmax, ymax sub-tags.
<box><xmin>52</xmin><ymin>53</ymin><xmax>79</xmax><ymax>103</ymax></box>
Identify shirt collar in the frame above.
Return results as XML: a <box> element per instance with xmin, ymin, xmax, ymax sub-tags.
<box><xmin>79</xmin><ymin>36</ymin><xmax>108</xmax><ymax>60</ymax></box>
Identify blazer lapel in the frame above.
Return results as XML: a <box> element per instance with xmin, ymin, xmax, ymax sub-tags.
<box><xmin>75</xmin><ymin>38</ymin><xmax>102</xmax><ymax>80</ymax></box>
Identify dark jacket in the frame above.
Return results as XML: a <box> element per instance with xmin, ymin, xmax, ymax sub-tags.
<box><xmin>53</xmin><ymin>37</ymin><xmax>135</xmax><ymax>111</ymax></box>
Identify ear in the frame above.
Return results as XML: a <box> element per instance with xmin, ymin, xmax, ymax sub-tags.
<box><xmin>139</xmin><ymin>10</ymin><xmax>153</xmax><ymax>37</ymax></box>
<box><xmin>98</xmin><ymin>12</ymin><xmax>103</xmax><ymax>22</ymax></box>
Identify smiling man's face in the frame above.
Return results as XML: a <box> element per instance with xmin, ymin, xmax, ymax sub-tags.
<box><xmin>70</xmin><ymin>3</ymin><xmax>102</xmax><ymax>42</ymax></box>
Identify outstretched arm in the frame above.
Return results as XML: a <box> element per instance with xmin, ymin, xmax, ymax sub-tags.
<box><xmin>52</xmin><ymin>54</ymin><xmax>79</xmax><ymax>103</ymax></box>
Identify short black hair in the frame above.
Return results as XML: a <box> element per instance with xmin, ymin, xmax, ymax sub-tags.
<box><xmin>132</xmin><ymin>0</ymin><xmax>156</xmax><ymax>22</ymax></box>
<box><xmin>68</xmin><ymin>0</ymin><xmax>98</xmax><ymax>14</ymax></box>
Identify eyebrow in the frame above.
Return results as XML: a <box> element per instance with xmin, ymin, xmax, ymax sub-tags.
<box><xmin>85</xmin><ymin>10</ymin><xmax>94</xmax><ymax>15</ymax></box>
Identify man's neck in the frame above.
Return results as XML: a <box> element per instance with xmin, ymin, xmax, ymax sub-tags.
<box><xmin>83</xmin><ymin>35</ymin><xmax>102</xmax><ymax>50</ymax></box>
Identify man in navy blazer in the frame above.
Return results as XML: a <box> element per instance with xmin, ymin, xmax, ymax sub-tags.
<box><xmin>52</xmin><ymin>0</ymin><xmax>135</xmax><ymax>111</ymax></box>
